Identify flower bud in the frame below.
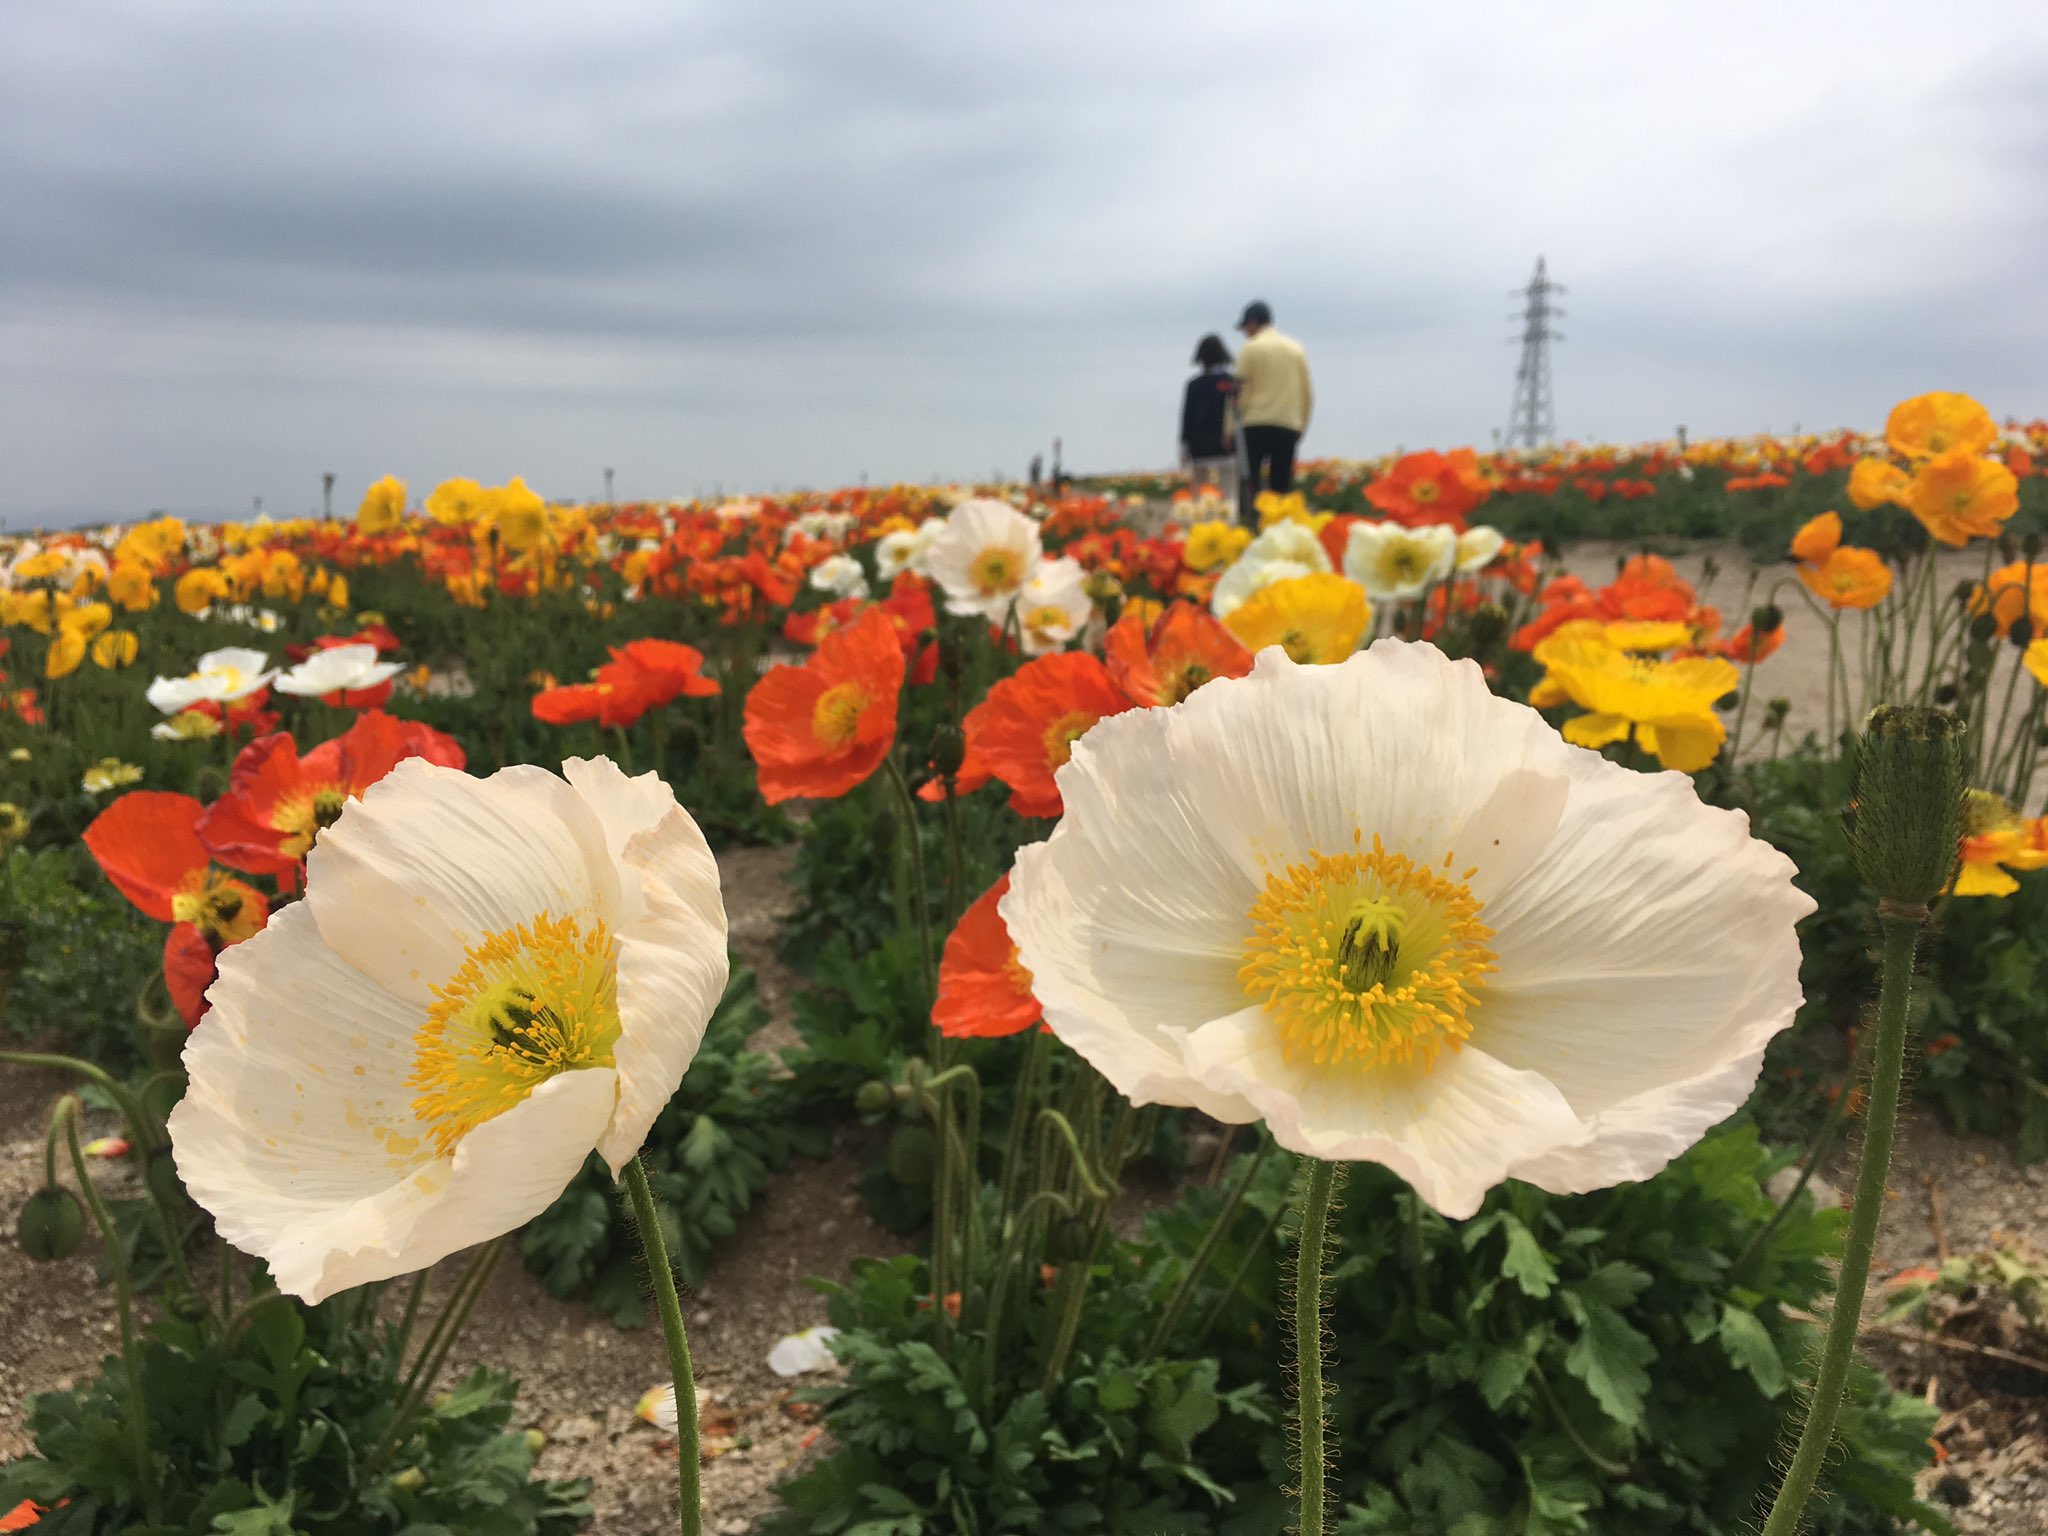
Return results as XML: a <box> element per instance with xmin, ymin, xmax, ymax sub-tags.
<box><xmin>391</xmin><ymin>1466</ymin><xmax>427</xmax><ymax>1492</ymax></box>
<box><xmin>1844</xmin><ymin>706</ymin><xmax>1965</xmax><ymax>909</ymax></box>
<box><xmin>854</xmin><ymin>1080</ymin><xmax>895</xmax><ymax>1116</ymax></box>
<box><xmin>2022</xmin><ymin>532</ymin><xmax>2042</xmax><ymax>562</ymax></box>
<box><xmin>1466</xmin><ymin>603</ymin><xmax>1509</xmax><ymax>650</ymax></box>
<box><xmin>929</xmin><ymin>723</ymin><xmax>965</xmax><ymax>779</ymax></box>
<box><xmin>1969</xmin><ymin>612</ymin><xmax>1998</xmax><ymax>643</ymax></box>
<box><xmin>1753</xmin><ymin>604</ymin><xmax>1784</xmax><ymax>632</ymax></box>
<box><xmin>1765</xmin><ymin>697</ymin><xmax>1791</xmax><ymax>728</ymax></box>
<box><xmin>2011</xmin><ymin>618</ymin><xmax>2036</xmax><ymax>649</ymax></box>
<box><xmin>17</xmin><ymin>1186</ymin><xmax>86</xmax><ymax>1262</ymax></box>
<box><xmin>887</xmin><ymin>1124</ymin><xmax>936</xmax><ymax>1186</ymax></box>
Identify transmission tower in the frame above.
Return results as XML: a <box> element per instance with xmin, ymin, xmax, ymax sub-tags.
<box><xmin>1503</xmin><ymin>256</ymin><xmax>1564</xmax><ymax>449</ymax></box>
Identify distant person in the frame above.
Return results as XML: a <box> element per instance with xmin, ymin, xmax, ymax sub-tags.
<box><xmin>1233</xmin><ymin>300</ymin><xmax>1313</xmax><ymax>524</ymax></box>
<box><xmin>1029</xmin><ymin>453</ymin><xmax>1043</xmax><ymax>487</ymax></box>
<box><xmin>1179</xmin><ymin>334</ymin><xmax>1239</xmax><ymax>509</ymax></box>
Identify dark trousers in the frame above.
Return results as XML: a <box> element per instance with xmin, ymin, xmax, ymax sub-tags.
<box><xmin>1240</xmin><ymin>425</ymin><xmax>1300</xmax><ymax>524</ymax></box>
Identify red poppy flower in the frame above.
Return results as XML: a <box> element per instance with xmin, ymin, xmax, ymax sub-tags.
<box><xmin>744</xmin><ymin>606</ymin><xmax>905</xmax><ymax>803</ymax></box>
<box><xmin>956</xmin><ymin>651</ymin><xmax>1133</xmax><ymax>818</ymax></box>
<box><xmin>83</xmin><ymin>791</ymin><xmax>270</xmax><ymax>1028</ymax></box>
<box><xmin>1363</xmin><ymin>449</ymin><xmax>1489</xmax><ymax>531</ymax></box>
<box><xmin>933</xmin><ymin>874</ymin><xmax>1043</xmax><ymax>1038</ymax></box>
<box><xmin>197</xmin><ymin>711</ymin><xmax>466</xmax><ymax>878</ymax></box>
<box><xmin>1103</xmin><ymin>602</ymin><xmax>1252</xmax><ymax>707</ymax></box>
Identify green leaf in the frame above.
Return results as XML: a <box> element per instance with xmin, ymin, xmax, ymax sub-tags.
<box><xmin>1498</xmin><ymin>1214</ymin><xmax>1558</xmax><ymax>1299</ymax></box>
<box><xmin>1561</xmin><ymin>1295</ymin><xmax>1655</xmax><ymax>1429</ymax></box>
<box><xmin>1716</xmin><ymin>1304</ymin><xmax>1789</xmax><ymax>1399</ymax></box>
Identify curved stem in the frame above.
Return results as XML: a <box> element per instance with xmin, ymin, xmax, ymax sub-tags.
<box><xmin>1146</xmin><ymin>1142</ymin><xmax>1271</xmax><ymax>1357</ymax></box>
<box><xmin>65</xmin><ymin>1104</ymin><xmax>157</xmax><ymax>1522</ymax></box>
<box><xmin>624</xmin><ymin>1156</ymin><xmax>702</xmax><ymax>1536</ymax></box>
<box><xmin>1760</xmin><ymin>911</ymin><xmax>1922</xmax><ymax>1536</ymax></box>
<box><xmin>1292</xmin><ymin>1157</ymin><xmax>1341</xmax><ymax>1536</ymax></box>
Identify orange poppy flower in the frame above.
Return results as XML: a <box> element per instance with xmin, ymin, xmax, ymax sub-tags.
<box><xmin>196</xmin><ymin>711</ymin><xmax>466</xmax><ymax>879</ymax></box>
<box><xmin>533</xmin><ymin>639</ymin><xmax>719</xmax><ymax>727</ymax></box>
<box><xmin>1103</xmin><ymin>602</ymin><xmax>1252</xmax><ymax>707</ymax></box>
<box><xmin>1885</xmin><ymin>391</ymin><xmax>1998</xmax><ymax>460</ymax></box>
<box><xmin>956</xmin><ymin>652</ymin><xmax>1133</xmax><ymax>818</ymax></box>
<box><xmin>1797</xmin><ymin>547</ymin><xmax>1893</xmax><ymax>609</ymax></box>
<box><xmin>1363</xmin><ymin>449</ymin><xmax>1489</xmax><ymax>531</ymax></box>
<box><xmin>1714</xmin><ymin>622</ymin><xmax>1785</xmax><ymax>666</ymax></box>
<box><xmin>932</xmin><ymin>874</ymin><xmax>1043</xmax><ymax>1038</ymax></box>
<box><xmin>83</xmin><ymin>791</ymin><xmax>271</xmax><ymax>1028</ymax></box>
<box><xmin>1847</xmin><ymin>457</ymin><xmax>1910</xmax><ymax>511</ymax></box>
<box><xmin>744</xmin><ymin>606</ymin><xmax>905</xmax><ymax>803</ymax></box>
<box><xmin>1972</xmin><ymin>562</ymin><xmax>2048</xmax><ymax>637</ymax></box>
<box><xmin>1789</xmin><ymin>511</ymin><xmax>1841</xmax><ymax>565</ymax></box>
<box><xmin>2</xmin><ymin>1501</ymin><xmax>49</xmax><ymax>1532</ymax></box>
<box><xmin>1906</xmin><ymin>450</ymin><xmax>2020</xmax><ymax>546</ymax></box>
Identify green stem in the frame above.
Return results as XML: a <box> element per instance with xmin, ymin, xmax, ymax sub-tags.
<box><xmin>1292</xmin><ymin>1157</ymin><xmax>1341</xmax><ymax>1536</ymax></box>
<box><xmin>1759</xmin><ymin>910</ymin><xmax>1922</xmax><ymax>1536</ymax></box>
<box><xmin>624</xmin><ymin>1156</ymin><xmax>703</xmax><ymax>1536</ymax></box>
<box><xmin>1037</xmin><ymin>1100</ymin><xmax>1131</xmax><ymax>1394</ymax></box>
<box><xmin>64</xmin><ymin>1104</ymin><xmax>157</xmax><ymax>1521</ymax></box>
<box><xmin>1196</xmin><ymin>1197</ymin><xmax>1290</xmax><ymax>1346</ymax></box>
<box><xmin>882</xmin><ymin>754</ymin><xmax>936</xmax><ymax>1004</ymax></box>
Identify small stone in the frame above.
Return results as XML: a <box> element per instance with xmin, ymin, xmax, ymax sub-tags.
<box><xmin>1765</xmin><ymin>1168</ymin><xmax>1843</xmax><ymax>1211</ymax></box>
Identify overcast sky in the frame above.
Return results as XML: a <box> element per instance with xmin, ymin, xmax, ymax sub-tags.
<box><xmin>4</xmin><ymin>1</ymin><xmax>2046</xmax><ymax>528</ymax></box>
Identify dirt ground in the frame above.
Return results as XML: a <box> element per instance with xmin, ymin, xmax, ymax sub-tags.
<box><xmin>4</xmin><ymin>546</ymin><xmax>2046</xmax><ymax>1531</ymax></box>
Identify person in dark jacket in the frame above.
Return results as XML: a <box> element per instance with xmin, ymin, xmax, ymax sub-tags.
<box><xmin>1179</xmin><ymin>334</ymin><xmax>1239</xmax><ymax>513</ymax></box>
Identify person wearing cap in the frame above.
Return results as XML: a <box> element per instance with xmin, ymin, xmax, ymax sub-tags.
<box><xmin>1179</xmin><ymin>333</ymin><xmax>1240</xmax><ymax>509</ymax></box>
<box><xmin>1232</xmin><ymin>300</ymin><xmax>1313</xmax><ymax>524</ymax></box>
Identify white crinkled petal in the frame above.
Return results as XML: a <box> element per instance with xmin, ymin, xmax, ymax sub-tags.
<box><xmin>562</xmin><ymin>758</ymin><xmax>729</xmax><ymax>1173</ymax></box>
<box><xmin>1177</xmin><ymin>1009</ymin><xmax>1590</xmax><ymax>1218</ymax></box>
<box><xmin>303</xmin><ymin>760</ymin><xmax>621</xmax><ymax>1006</ymax></box>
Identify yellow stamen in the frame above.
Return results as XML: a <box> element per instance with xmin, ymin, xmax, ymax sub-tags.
<box><xmin>170</xmin><ymin>870</ymin><xmax>262</xmax><ymax>945</ymax></box>
<box><xmin>1041</xmin><ymin>709</ymin><xmax>1095</xmax><ymax>770</ymax></box>
<box><xmin>971</xmin><ymin>546</ymin><xmax>1021</xmax><ymax>594</ymax></box>
<box><xmin>409</xmin><ymin>913</ymin><xmax>619</xmax><ymax>1155</ymax></box>
<box><xmin>1239</xmin><ymin>840</ymin><xmax>1496</xmax><ymax>1072</ymax></box>
<box><xmin>811</xmin><ymin>681</ymin><xmax>870</xmax><ymax>747</ymax></box>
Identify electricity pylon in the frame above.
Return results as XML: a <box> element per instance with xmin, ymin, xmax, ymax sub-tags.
<box><xmin>1504</xmin><ymin>257</ymin><xmax>1564</xmax><ymax>449</ymax></box>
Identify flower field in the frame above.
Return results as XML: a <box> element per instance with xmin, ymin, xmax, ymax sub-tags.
<box><xmin>4</xmin><ymin>394</ymin><xmax>2048</xmax><ymax>1534</ymax></box>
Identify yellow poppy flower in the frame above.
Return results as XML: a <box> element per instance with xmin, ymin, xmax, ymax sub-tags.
<box><xmin>356</xmin><ymin>475</ymin><xmax>407</xmax><ymax>535</ymax></box>
<box><xmin>1183</xmin><ymin>520</ymin><xmax>1252</xmax><ymax>574</ymax></box>
<box><xmin>91</xmin><ymin>630</ymin><xmax>139</xmax><ymax>669</ymax></box>
<box><xmin>45</xmin><ymin>629</ymin><xmax>86</xmax><ymax>678</ymax></box>
<box><xmin>107</xmin><ymin>561</ymin><xmax>157</xmax><ymax>612</ymax></box>
<box><xmin>175</xmin><ymin>567</ymin><xmax>230</xmax><ymax>615</ymax></box>
<box><xmin>1532</xmin><ymin>629</ymin><xmax>1739</xmax><ymax>772</ymax></box>
<box><xmin>1223</xmin><ymin>572</ymin><xmax>1370</xmax><ymax>664</ymax></box>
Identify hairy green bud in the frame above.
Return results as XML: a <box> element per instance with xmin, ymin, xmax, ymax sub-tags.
<box><xmin>17</xmin><ymin>1185</ymin><xmax>85</xmax><ymax>1262</ymax></box>
<box><xmin>928</xmin><ymin>723</ymin><xmax>966</xmax><ymax>779</ymax></box>
<box><xmin>887</xmin><ymin>1124</ymin><xmax>936</xmax><ymax>1186</ymax></box>
<box><xmin>853</xmin><ymin>1080</ymin><xmax>895</xmax><ymax>1117</ymax></box>
<box><xmin>1845</xmin><ymin>706</ymin><xmax>1965</xmax><ymax>909</ymax></box>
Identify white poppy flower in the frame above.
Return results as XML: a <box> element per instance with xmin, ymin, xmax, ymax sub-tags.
<box><xmin>1454</xmin><ymin>526</ymin><xmax>1506</xmax><ymax>574</ymax></box>
<box><xmin>807</xmin><ymin>553</ymin><xmax>870</xmax><ymax>600</ymax></box>
<box><xmin>1015</xmin><ymin>557</ymin><xmax>1092</xmax><ymax>656</ymax></box>
<box><xmin>273</xmin><ymin>643</ymin><xmax>405</xmax><ymax>698</ymax></box>
<box><xmin>924</xmin><ymin>498</ymin><xmax>1043</xmax><ymax>621</ymax></box>
<box><xmin>873</xmin><ymin>529</ymin><xmax>921</xmax><ymax>581</ymax></box>
<box><xmin>170</xmin><ymin>756</ymin><xmax>729</xmax><ymax>1301</ymax></box>
<box><xmin>1003</xmin><ymin>641</ymin><xmax>1810</xmax><ymax>1219</ymax></box>
<box><xmin>1343</xmin><ymin>523</ymin><xmax>1458</xmax><ymax>601</ymax></box>
<box><xmin>145</xmin><ymin>646</ymin><xmax>277</xmax><ymax>714</ymax></box>
<box><xmin>1210</xmin><ymin>524</ymin><xmax>1333</xmax><ymax>617</ymax></box>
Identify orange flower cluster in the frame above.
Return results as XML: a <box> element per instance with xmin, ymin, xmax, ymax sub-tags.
<box><xmin>1511</xmin><ymin>555</ymin><xmax>1720</xmax><ymax>653</ymax></box>
<box><xmin>1790</xmin><ymin>512</ymin><xmax>1892</xmax><ymax>610</ymax></box>
<box><xmin>1843</xmin><ymin>392</ymin><xmax>2021</xmax><ymax>547</ymax></box>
